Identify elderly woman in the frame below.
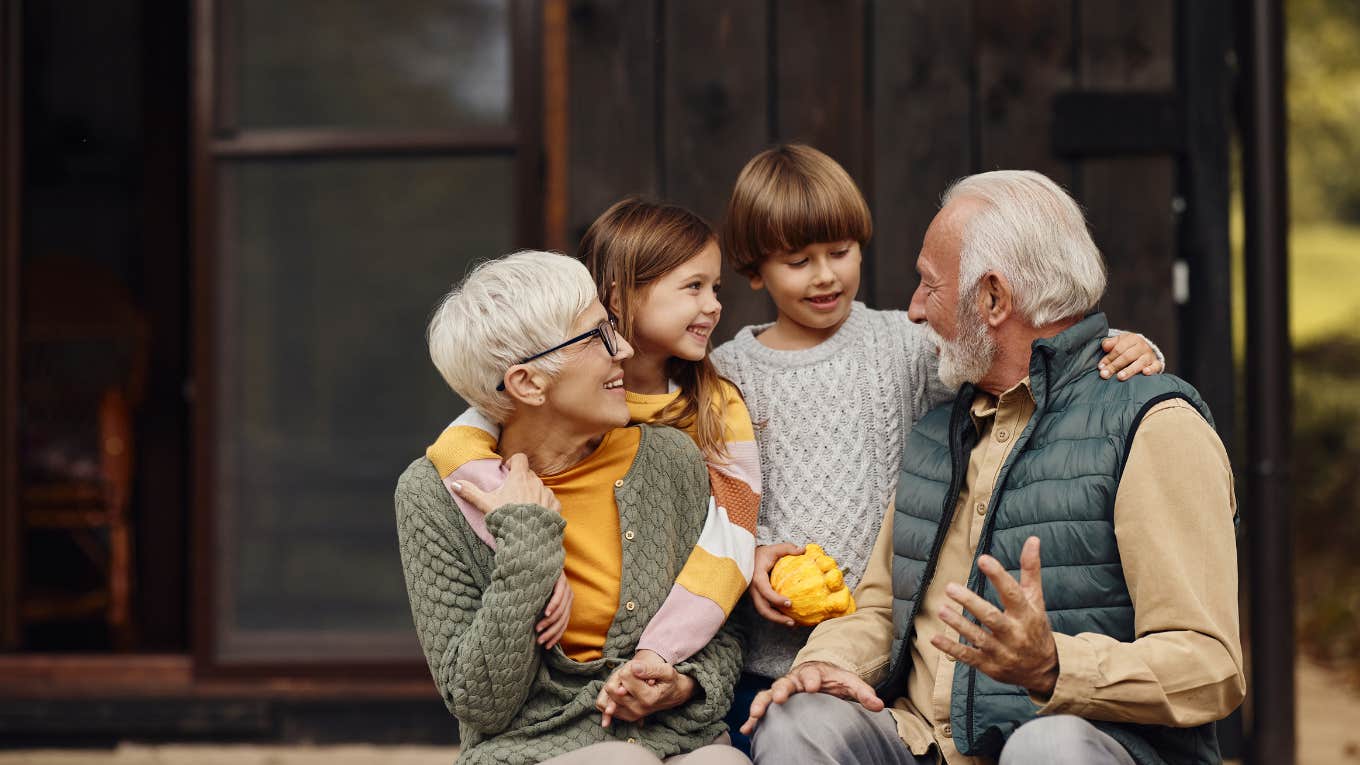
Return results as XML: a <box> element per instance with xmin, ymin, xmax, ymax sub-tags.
<box><xmin>395</xmin><ymin>251</ymin><xmax>747</xmax><ymax>765</ymax></box>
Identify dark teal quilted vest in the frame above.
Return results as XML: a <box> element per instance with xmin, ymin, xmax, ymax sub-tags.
<box><xmin>879</xmin><ymin>313</ymin><xmax>1219</xmax><ymax>765</ymax></box>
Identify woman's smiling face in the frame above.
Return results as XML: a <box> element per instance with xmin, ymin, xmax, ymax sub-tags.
<box><xmin>539</xmin><ymin>300</ymin><xmax>635</xmax><ymax>434</ymax></box>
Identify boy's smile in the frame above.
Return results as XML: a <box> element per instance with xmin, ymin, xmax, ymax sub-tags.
<box><xmin>749</xmin><ymin>240</ymin><xmax>862</xmax><ymax>349</ymax></box>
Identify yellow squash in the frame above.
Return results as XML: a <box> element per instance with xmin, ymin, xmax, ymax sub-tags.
<box><xmin>769</xmin><ymin>543</ymin><xmax>857</xmax><ymax>626</ymax></box>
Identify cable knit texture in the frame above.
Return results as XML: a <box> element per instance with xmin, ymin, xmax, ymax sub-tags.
<box><xmin>395</xmin><ymin>425</ymin><xmax>745</xmax><ymax>765</ymax></box>
<box><xmin>710</xmin><ymin>302</ymin><xmax>950</xmax><ymax>678</ymax></box>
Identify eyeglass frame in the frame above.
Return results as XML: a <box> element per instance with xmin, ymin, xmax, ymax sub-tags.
<box><xmin>495</xmin><ymin>317</ymin><xmax>620</xmax><ymax>392</ymax></box>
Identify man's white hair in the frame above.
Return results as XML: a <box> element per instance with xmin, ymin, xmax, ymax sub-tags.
<box><xmin>427</xmin><ymin>250</ymin><xmax>598</xmax><ymax>424</ymax></box>
<box><xmin>943</xmin><ymin>170</ymin><xmax>1107</xmax><ymax>327</ymax></box>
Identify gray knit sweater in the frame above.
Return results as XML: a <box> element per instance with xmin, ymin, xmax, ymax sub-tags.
<box><xmin>711</xmin><ymin>302</ymin><xmax>951</xmax><ymax>679</ymax></box>
<box><xmin>395</xmin><ymin>425</ymin><xmax>744</xmax><ymax>764</ymax></box>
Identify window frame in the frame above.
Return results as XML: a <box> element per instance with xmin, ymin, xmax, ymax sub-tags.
<box><xmin>190</xmin><ymin>0</ymin><xmax>546</xmax><ymax>677</ymax></box>
<box><xmin>0</xmin><ymin>0</ymin><xmax>22</xmax><ymax>652</ymax></box>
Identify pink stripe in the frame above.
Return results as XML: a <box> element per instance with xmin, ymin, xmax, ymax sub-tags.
<box><xmin>711</xmin><ymin>440</ymin><xmax>761</xmax><ymax>495</ymax></box>
<box><xmin>444</xmin><ymin>459</ymin><xmax>509</xmax><ymax>548</ymax></box>
<box><xmin>635</xmin><ymin>584</ymin><xmax>729</xmax><ymax>665</ymax></box>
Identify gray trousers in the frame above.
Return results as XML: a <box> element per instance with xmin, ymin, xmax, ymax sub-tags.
<box><xmin>540</xmin><ymin>732</ymin><xmax>750</xmax><ymax>765</ymax></box>
<box><xmin>749</xmin><ymin>692</ymin><xmax>1136</xmax><ymax>765</ymax></box>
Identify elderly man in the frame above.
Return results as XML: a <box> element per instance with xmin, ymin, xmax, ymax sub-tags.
<box><xmin>741</xmin><ymin>170</ymin><xmax>1244</xmax><ymax>765</ymax></box>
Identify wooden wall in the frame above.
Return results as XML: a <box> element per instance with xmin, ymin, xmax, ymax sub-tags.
<box><xmin>562</xmin><ymin>0</ymin><xmax>1233</xmax><ymax>405</ymax></box>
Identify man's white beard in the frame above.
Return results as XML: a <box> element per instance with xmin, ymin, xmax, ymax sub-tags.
<box><xmin>925</xmin><ymin>302</ymin><xmax>997</xmax><ymax>390</ymax></box>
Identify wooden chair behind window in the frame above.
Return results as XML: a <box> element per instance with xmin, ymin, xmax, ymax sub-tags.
<box><xmin>19</xmin><ymin>258</ymin><xmax>147</xmax><ymax>649</ymax></box>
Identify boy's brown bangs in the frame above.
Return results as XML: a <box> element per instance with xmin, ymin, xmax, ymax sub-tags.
<box><xmin>752</xmin><ymin>172</ymin><xmax>873</xmax><ymax>257</ymax></box>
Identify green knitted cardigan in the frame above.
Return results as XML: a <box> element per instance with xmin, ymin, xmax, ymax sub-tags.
<box><xmin>395</xmin><ymin>424</ymin><xmax>745</xmax><ymax>765</ymax></box>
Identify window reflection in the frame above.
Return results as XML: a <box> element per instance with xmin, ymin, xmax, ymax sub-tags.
<box><xmin>233</xmin><ymin>0</ymin><xmax>511</xmax><ymax>130</ymax></box>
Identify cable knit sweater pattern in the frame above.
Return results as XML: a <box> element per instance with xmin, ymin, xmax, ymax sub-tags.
<box><xmin>710</xmin><ymin>302</ymin><xmax>951</xmax><ymax>679</ymax></box>
<box><xmin>395</xmin><ymin>425</ymin><xmax>745</xmax><ymax>765</ymax></box>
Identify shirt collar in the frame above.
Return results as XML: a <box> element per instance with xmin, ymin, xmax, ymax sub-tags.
<box><xmin>969</xmin><ymin>376</ymin><xmax>1034</xmax><ymax>433</ymax></box>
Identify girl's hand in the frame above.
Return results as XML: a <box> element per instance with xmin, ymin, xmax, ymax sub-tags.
<box><xmin>1099</xmin><ymin>334</ymin><xmax>1164</xmax><ymax>380</ymax></box>
<box><xmin>536</xmin><ymin>572</ymin><xmax>573</xmax><ymax>649</ymax></box>
<box><xmin>750</xmin><ymin>543</ymin><xmax>806</xmax><ymax>627</ymax></box>
<box><xmin>450</xmin><ymin>453</ymin><xmax>562</xmax><ymax>515</ymax></box>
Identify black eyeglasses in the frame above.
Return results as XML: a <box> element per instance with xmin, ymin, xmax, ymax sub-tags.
<box><xmin>496</xmin><ymin>318</ymin><xmax>620</xmax><ymax>391</ymax></box>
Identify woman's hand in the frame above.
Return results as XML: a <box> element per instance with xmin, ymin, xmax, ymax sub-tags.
<box><xmin>1099</xmin><ymin>334</ymin><xmax>1165</xmax><ymax>380</ymax></box>
<box><xmin>594</xmin><ymin>650</ymin><xmax>695</xmax><ymax>726</ymax></box>
<box><xmin>750</xmin><ymin>543</ymin><xmax>806</xmax><ymax>627</ymax></box>
<box><xmin>450</xmin><ymin>453</ymin><xmax>561</xmax><ymax>515</ymax></box>
<box><xmin>535</xmin><ymin>572</ymin><xmax>573</xmax><ymax>649</ymax></box>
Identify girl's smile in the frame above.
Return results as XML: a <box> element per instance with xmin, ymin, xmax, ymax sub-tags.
<box><xmin>628</xmin><ymin>240</ymin><xmax>724</xmax><ymax>367</ymax></box>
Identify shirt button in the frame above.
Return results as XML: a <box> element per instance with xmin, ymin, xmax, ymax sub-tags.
<box><xmin>627</xmin><ymin>737</ymin><xmax>637</xmax><ymax>744</ymax></box>
<box><xmin>625</xmin><ymin>601</ymin><xmax>636</xmax><ymax>611</ymax></box>
<box><xmin>942</xmin><ymin>723</ymin><xmax>953</xmax><ymax>738</ymax></box>
<box><xmin>624</xmin><ymin>530</ymin><xmax>635</xmax><ymax>541</ymax></box>
<box><xmin>996</xmin><ymin>429</ymin><xmax>1009</xmax><ymax>443</ymax></box>
<box><xmin>614</xmin><ymin>479</ymin><xmax>624</xmax><ymax>488</ymax></box>
<box><xmin>975</xmin><ymin>501</ymin><xmax>986</xmax><ymax>516</ymax></box>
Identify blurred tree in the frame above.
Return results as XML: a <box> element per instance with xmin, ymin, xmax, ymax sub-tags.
<box><xmin>1287</xmin><ymin>0</ymin><xmax>1360</xmax><ymax>223</ymax></box>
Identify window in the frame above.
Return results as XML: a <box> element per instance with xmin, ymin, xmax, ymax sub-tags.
<box><xmin>194</xmin><ymin>0</ymin><xmax>541</xmax><ymax>668</ymax></box>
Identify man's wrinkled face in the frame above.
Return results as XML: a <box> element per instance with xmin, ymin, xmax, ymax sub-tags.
<box><xmin>908</xmin><ymin>198</ymin><xmax>997</xmax><ymax>389</ymax></box>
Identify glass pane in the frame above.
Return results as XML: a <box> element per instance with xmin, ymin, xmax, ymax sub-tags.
<box><xmin>214</xmin><ymin>156</ymin><xmax>514</xmax><ymax>661</ymax></box>
<box><xmin>231</xmin><ymin>0</ymin><xmax>511</xmax><ymax>130</ymax></box>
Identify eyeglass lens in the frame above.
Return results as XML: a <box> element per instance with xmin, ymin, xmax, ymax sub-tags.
<box><xmin>600</xmin><ymin>319</ymin><xmax>618</xmax><ymax>357</ymax></box>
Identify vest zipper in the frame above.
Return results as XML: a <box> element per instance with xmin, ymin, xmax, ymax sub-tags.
<box><xmin>880</xmin><ymin>390</ymin><xmax>976</xmax><ymax>700</ymax></box>
<box><xmin>962</xmin><ymin>365</ymin><xmax>1049</xmax><ymax>748</ymax></box>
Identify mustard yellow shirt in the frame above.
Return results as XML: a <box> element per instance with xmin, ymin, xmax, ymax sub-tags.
<box><xmin>541</xmin><ymin>426</ymin><xmax>641</xmax><ymax>662</ymax></box>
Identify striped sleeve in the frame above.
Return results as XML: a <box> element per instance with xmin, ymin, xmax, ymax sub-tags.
<box><xmin>426</xmin><ymin>409</ymin><xmax>509</xmax><ymax>548</ymax></box>
<box><xmin>637</xmin><ymin>383</ymin><xmax>760</xmax><ymax>663</ymax></box>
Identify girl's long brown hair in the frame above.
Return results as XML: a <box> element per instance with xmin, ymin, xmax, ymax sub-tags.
<box><xmin>579</xmin><ymin>197</ymin><xmax>734</xmax><ymax>461</ymax></box>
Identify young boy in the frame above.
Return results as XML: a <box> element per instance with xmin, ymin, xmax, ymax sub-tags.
<box><xmin>709</xmin><ymin>144</ymin><xmax>1162</xmax><ymax>750</ymax></box>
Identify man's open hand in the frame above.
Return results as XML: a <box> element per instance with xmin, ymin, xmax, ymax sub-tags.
<box><xmin>931</xmin><ymin>535</ymin><xmax>1059</xmax><ymax>696</ymax></box>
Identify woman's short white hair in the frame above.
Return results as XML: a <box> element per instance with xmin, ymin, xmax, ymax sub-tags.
<box><xmin>942</xmin><ymin>170</ymin><xmax>1107</xmax><ymax>327</ymax></box>
<box><xmin>427</xmin><ymin>250</ymin><xmax>598</xmax><ymax>424</ymax></box>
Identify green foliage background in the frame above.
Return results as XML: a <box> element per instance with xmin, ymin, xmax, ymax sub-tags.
<box><xmin>1283</xmin><ymin>0</ymin><xmax>1360</xmax><ymax>679</ymax></box>
<box><xmin>1287</xmin><ymin>0</ymin><xmax>1360</xmax><ymax>225</ymax></box>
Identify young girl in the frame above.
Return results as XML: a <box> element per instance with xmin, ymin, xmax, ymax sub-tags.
<box><xmin>426</xmin><ymin>198</ymin><xmax>759</xmax><ymax>722</ymax></box>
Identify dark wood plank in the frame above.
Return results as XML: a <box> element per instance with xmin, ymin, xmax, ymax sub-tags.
<box><xmin>512</xmin><ymin>0</ymin><xmax>544</xmax><ymax>249</ymax></box>
<box><xmin>1052</xmin><ymin>91</ymin><xmax>1182</xmax><ymax>156</ymax></box>
<box><xmin>136</xmin><ymin>0</ymin><xmax>190</xmax><ymax>651</ymax></box>
<box><xmin>871</xmin><ymin>1</ymin><xmax>973</xmax><ymax>311</ymax></box>
<box><xmin>566</xmin><ymin>0</ymin><xmax>659</xmax><ymax>250</ymax></box>
<box><xmin>543</xmin><ymin>0</ymin><xmax>570</xmax><ymax>252</ymax></box>
<box><xmin>775</xmin><ymin>0</ymin><xmax>866</xmax><ymax>183</ymax></box>
<box><xmin>190</xmin><ymin>0</ymin><xmax>220</xmax><ymax>674</ymax></box>
<box><xmin>662</xmin><ymin>0</ymin><xmax>770</xmax><ymax>340</ymax></box>
<box><xmin>0</xmin><ymin>0</ymin><xmax>22</xmax><ymax>651</ymax></box>
<box><xmin>1077</xmin><ymin>0</ymin><xmax>1178</xmax><ymax>363</ymax></box>
<box><xmin>976</xmin><ymin>0</ymin><xmax>1073</xmax><ymax>184</ymax></box>
<box><xmin>1177</xmin><ymin>0</ymin><xmax>1237</xmax><ymax>438</ymax></box>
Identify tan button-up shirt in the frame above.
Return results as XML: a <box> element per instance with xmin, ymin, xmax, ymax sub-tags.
<box><xmin>794</xmin><ymin>378</ymin><xmax>1245</xmax><ymax>764</ymax></box>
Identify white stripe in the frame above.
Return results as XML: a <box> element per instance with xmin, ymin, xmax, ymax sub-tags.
<box><xmin>449</xmin><ymin>408</ymin><xmax>501</xmax><ymax>440</ymax></box>
<box><xmin>695</xmin><ymin>496</ymin><xmax>757</xmax><ymax>583</ymax></box>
